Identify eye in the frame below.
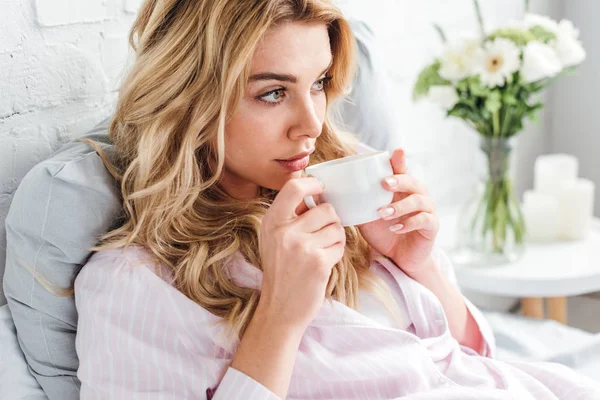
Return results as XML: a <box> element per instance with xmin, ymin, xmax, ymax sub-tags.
<box><xmin>259</xmin><ymin>88</ymin><xmax>286</xmax><ymax>104</ymax></box>
<box><xmin>313</xmin><ymin>76</ymin><xmax>332</xmax><ymax>91</ymax></box>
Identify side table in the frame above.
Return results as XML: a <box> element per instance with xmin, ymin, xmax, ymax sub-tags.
<box><xmin>437</xmin><ymin>211</ymin><xmax>600</xmax><ymax>324</ymax></box>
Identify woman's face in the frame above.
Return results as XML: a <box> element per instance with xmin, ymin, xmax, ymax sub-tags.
<box><xmin>223</xmin><ymin>21</ymin><xmax>333</xmax><ymax>199</ymax></box>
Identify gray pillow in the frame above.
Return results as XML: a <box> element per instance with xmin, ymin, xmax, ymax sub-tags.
<box><xmin>3</xmin><ymin>117</ymin><xmax>123</xmax><ymax>399</ymax></box>
<box><xmin>2</xmin><ymin>19</ymin><xmax>401</xmax><ymax>400</ymax></box>
<box><xmin>330</xmin><ymin>20</ymin><xmax>400</xmax><ymax>151</ymax></box>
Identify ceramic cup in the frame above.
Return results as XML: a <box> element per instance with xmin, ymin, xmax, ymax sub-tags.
<box><xmin>303</xmin><ymin>151</ymin><xmax>394</xmax><ymax>226</ymax></box>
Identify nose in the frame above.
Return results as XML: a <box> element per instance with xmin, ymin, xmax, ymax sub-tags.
<box><xmin>288</xmin><ymin>94</ymin><xmax>323</xmax><ymax>140</ymax></box>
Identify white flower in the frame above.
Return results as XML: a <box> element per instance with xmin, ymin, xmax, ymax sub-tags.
<box><xmin>557</xmin><ymin>19</ymin><xmax>579</xmax><ymax>39</ymax></box>
<box><xmin>553</xmin><ymin>19</ymin><xmax>586</xmax><ymax>67</ymax></box>
<box><xmin>524</xmin><ymin>13</ymin><xmax>559</xmax><ymax>33</ymax></box>
<box><xmin>520</xmin><ymin>41</ymin><xmax>562</xmax><ymax>83</ymax></box>
<box><xmin>474</xmin><ymin>38</ymin><xmax>521</xmax><ymax>87</ymax></box>
<box><xmin>554</xmin><ymin>35</ymin><xmax>586</xmax><ymax>67</ymax></box>
<box><xmin>438</xmin><ymin>37</ymin><xmax>481</xmax><ymax>81</ymax></box>
<box><xmin>427</xmin><ymin>86</ymin><xmax>459</xmax><ymax>109</ymax></box>
<box><xmin>524</xmin><ymin>14</ymin><xmax>586</xmax><ymax>68</ymax></box>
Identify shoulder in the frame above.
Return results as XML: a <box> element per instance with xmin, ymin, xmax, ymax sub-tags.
<box><xmin>73</xmin><ymin>245</ymin><xmax>210</xmax><ymax>338</ymax></box>
<box><xmin>85</xmin><ymin>245</ymin><xmax>162</xmax><ymax>270</ymax></box>
<box><xmin>75</xmin><ymin>245</ymin><xmax>175</xmax><ymax>300</ymax></box>
<box><xmin>74</xmin><ymin>245</ymin><xmax>227</xmax><ymax>350</ymax></box>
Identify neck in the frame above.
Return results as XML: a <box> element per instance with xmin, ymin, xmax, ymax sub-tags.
<box><xmin>220</xmin><ymin>170</ymin><xmax>260</xmax><ymax>200</ymax></box>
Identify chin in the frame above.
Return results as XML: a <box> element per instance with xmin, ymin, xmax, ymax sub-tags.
<box><xmin>263</xmin><ymin>171</ymin><xmax>303</xmax><ymax>191</ymax></box>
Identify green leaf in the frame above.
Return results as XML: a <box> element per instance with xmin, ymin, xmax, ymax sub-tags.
<box><xmin>528</xmin><ymin>25</ymin><xmax>557</xmax><ymax>44</ymax></box>
<box><xmin>487</xmin><ymin>28</ymin><xmax>536</xmax><ymax>46</ymax></box>
<box><xmin>412</xmin><ymin>60</ymin><xmax>451</xmax><ymax>101</ymax></box>
<box><xmin>485</xmin><ymin>90</ymin><xmax>502</xmax><ymax>114</ymax></box>
<box><xmin>456</xmin><ymin>79</ymin><xmax>470</xmax><ymax>93</ymax></box>
<box><xmin>481</xmin><ymin>108</ymin><xmax>493</xmax><ymax>121</ymax></box>
<box><xmin>524</xmin><ymin>102</ymin><xmax>544</xmax><ymax>124</ymax></box>
<box><xmin>449</xmin><ymin>103</ymin><xmax>480</xmax><ymax>121</ymax></box>
<box><xmin>467</xmin><ymin>76</ymin><xmax>490</xmax><ymax>97</ymax></box>
<box><xmin>561</xmin><ymin>66</ymin><xmax>578</xmax><ymax>76</ymax></box>
<box><xmin>502</xmin><ymin>92</ymin><xmax>518</xmax><ymax>105</ymax></box>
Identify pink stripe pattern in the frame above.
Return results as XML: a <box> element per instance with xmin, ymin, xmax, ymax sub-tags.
<box><xmin>74</xmin><ymin>245</ymin><xmax>600</xmax><ymax>399</ymax></box>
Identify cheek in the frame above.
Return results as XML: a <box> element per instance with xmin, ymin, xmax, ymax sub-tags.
<box><xmin>229</xmin><ymin>102</ymin><xmax>289</xmax><ymax>144</ymax></box>
<box><xmin>225</xmin><ymin>109</ymin><xmax>280</xmax><ymax>166</ymax></box>
<box><xmin>317</xmin><ymin>94</ymin><xmax>327</xmax><ymax>117</ymax></box>
<box><xmin>229</xmin><ymin>120</ymin><xmax>265</xmax><ymax>152</ymax></box>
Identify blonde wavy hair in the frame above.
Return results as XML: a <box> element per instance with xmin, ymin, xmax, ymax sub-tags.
<box><xmin>83</xmin><ymin>0</ymin><xmax>404</xmax><ymax>344</ymax></box>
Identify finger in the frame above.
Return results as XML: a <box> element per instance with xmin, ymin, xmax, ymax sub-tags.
<box><xmin>315</xmin><ymin>241</ymin><xmax>345</xmax><ymax>273</ymax></box>
<box><xmin>389</xmin><ymin>212</ymin><xmax>439</xmax><ymax>239</ymax></box>
<box><xmin>271</xmin><ymin>177</ymin><xmax>325</xmax><ymax>221</ymax></box>
<box><xmin>390</xmin><ymin>148</ymin><xmax>408</xmax><ymax>175</ymax></box>
<box><xmin>378</xmin><ymin>194</ymin><xmax>436</xmax><ymax>221</ymax></box>
<box><xmin>295</xmin><ymin>202</ymin><xmax>341</xmax><ymax>233</ymax></box>
<box><xmin>382</xmin><ymin>174</ymin><xmax>429</xmax><ymax>195</ymax></box>
<box><xmin>320</xmin><ymin>241</ymin><xmax>345</xmax><ymax>266</ymax></box>
<box><xmin>295</xmin><ymin>193</ymin><xmax>322</xmax><ymax>216</ymax></box>
<box><xmin>308</xmin><ymin>221</ymin><xmax>346</xmax><ymax>249</ymax></box>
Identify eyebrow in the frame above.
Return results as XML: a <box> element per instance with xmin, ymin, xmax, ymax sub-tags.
<box><xmin>249</xmin><ymin>59</ymin><xmax>333</xmax><ymax>83</ymax></box>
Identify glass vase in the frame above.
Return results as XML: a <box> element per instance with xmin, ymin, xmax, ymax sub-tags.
<box><xmin>451</xmin><ymin>136</ymin><xmax>526</xmax><ymax>266</ymax></box>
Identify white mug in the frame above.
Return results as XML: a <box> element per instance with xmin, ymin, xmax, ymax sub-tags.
<box><xmin>303</xmin><ymin>151</ymin><xmax>394</xmax><ymax>226</ymax></box>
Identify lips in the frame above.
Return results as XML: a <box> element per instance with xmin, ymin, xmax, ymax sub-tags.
<box><xmin>277</xmin><ymin>148</ymin><xmax>315</xmax><ymax>162</ymax></box>
<box><xmin>276</xmin><ymin>156</ymin><xmax>310</xmax><ymax>172</ymax></box>
<box><xmin>275</xmin><ymin>149</ymin><xmax>315</xmax><ymax>172</ymax></box>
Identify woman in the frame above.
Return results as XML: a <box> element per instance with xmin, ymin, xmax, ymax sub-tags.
<box><xmin>75</xmin><ymin>0</ymin><xmax>600</xmax><ymax>398</ymax></box>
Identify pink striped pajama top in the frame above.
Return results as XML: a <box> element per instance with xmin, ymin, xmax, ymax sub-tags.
<box><xmin>74</xmin><ymin>245</ymin><xmax>600</xmax><ymax>399</ymax></box>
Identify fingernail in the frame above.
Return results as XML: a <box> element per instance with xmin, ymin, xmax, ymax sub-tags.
<box><xmin>389</xmin><ymin>224</ymin><xmax>404</xmax><ymax>232</ymax></box>
<box><xmin>385</xmin><ymin>177</ymin><xmax>398</xmax><ymax>187</ymax></box>
<box><xmin>378</xmin><ymin>207</ymin><xmax>395</xmax><ymax>218</ymax></box>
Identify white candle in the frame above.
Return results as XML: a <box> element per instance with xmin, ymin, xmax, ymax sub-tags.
<box><xmin>557</xmin><ymin>178</ymin><xmax>596</xmax><ymax>240</ymax></box>
<box><xmin>534</xmin><ymin>154</ymin><xmax>579</xmax><ymax>195</ymax></box>
<box><xmin>522</xmin><ymin>190</ymin><xmax>560</xmax><ymax>242</ymax></box>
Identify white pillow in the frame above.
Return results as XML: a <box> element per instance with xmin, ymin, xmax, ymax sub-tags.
<box><xmin>0</xmin><ymin>305</ymin><xmax>48</xmax><ymax>399</ymax></box>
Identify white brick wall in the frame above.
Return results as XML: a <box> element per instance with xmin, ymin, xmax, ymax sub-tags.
<box><xmin>0</xmin><ymin>0</ymin><xmax>550</xmax><ymax>304</ymax></box>
<box><xmin>34</xmin><ymin>0</ymin><xmax>114</xmax><ymax>27</ymax></box>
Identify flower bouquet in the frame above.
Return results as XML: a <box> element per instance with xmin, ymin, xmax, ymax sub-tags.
<box><xmin>413</xmin><ymin>0</ymin><xmax>586</xmax><ymax>265</ymax></box>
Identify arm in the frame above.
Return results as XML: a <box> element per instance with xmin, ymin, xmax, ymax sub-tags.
<box><xmin>229</xmin><ymin>305</ymin><xmax>304</xmax><ymax>400</ymax></box>
<box><xmin>399</xmin><ymin>246</ymin><xmax>496</xmax><ymax>357</ymax></box>
<box><xmin>407</xmin><ymin>256</ymin><xmax>485</xmax><ymax>354</ymax></box>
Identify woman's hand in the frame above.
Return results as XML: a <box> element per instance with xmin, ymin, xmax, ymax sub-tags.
<box><xmin>258</xmin><ymin>177</ymin><xmax>346</xmax><ymax>334</ymax></box>
<box><xmin>358</xmin><ymin>148</ymin><xmax>439</xmax><ymax>277</ymax></box>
